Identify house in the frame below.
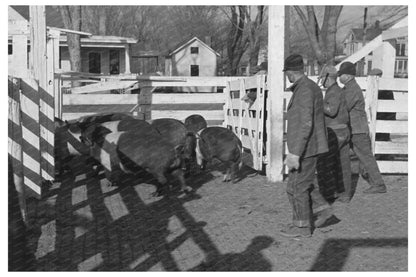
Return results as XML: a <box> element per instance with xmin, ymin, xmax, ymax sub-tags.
<box><xmin>341</xmin><ymin>17</ymin><xmax>408</xmax><ymax>78</ymax></box>
<box><xmin>8</xmin><ymin>6</ymin><xmax>137</xmax><ymax>77</ymax></box>
<box><xmin>165</xmin><ymin>36</ymin><xmax>220</xmax><ymax>77</ymax></box>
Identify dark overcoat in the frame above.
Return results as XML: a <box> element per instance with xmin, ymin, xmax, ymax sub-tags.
<box><xmin>286</xmin><ymin>75</ymin><xmax>328</xmax><ymax>158</ymax></box>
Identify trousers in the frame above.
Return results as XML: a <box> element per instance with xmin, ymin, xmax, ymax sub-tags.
<box><xmin>350</xmin><ymin>133</ymin><xmax>385</xmax><ymax>187</ymax></box>
<box><xmin>317</xmin><ymin>127</ymin><xmax>352</xmax><ymax>198</ymax></box>
<box><xmin>287</xmin><ymin>156</ymin><xmax>330</xmax><ymax>227</ymax></box>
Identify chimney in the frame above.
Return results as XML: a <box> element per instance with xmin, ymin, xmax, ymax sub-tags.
<box><xmin>374</xmin><ymin>20</ymin><xmax>381</xmax><ymax>30</ymax></box>
<box><xmin>205</xmin><ymin>36</ymin><xmax>211</xmax><ymax>47</ymax></box>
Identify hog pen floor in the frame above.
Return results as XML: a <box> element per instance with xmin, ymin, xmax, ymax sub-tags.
<box><xmin>24</xmin><ymin>157</ymin><xmax>408</xmax><ymax>271</ymax></box>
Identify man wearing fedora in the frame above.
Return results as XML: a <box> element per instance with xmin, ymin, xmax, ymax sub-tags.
<box><xmin>338</xmin><ymin>62</ymin><xmax>387</xmax><ymax>194</ymax></box>
<box><xmin>317</xmin><ymin>65</ymin><xmax>352</xmax><ymax>203</ymax></box>
<box><xmin>280</xmin><ymin>54</ymin><xmax>332</xmax><ymax>238</ymax></box>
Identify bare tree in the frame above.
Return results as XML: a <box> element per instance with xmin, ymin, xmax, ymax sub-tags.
<box><xmin>59</xmin><ymin>6</ymin><xmax>82</xmax><ymax>73</ymax></box>
<box><xmin>245</xmin><ymin>6</ymin><xmax>267</xmax><ymax>71</ymax></box>
<box><xmin>293</xmin><ymin>6</ymin><xmax>343</xmax><ymax>66</ymax></box>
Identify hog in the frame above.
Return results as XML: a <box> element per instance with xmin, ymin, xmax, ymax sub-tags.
<box><xmin>150</xmin><ymin>118</ymin><xmax>188</xmax><ymax>147</ymax></box>
<box><xmin>54</xmin><ymin>117</ymin><xmax>91</xmax><ymax>177</ymax></box>
<box><xmin>195</xmin><ymin>126</ymin><xmax>243</xmax><ymax>183</ymax></box>
<box><xmin>151</xmin><ymin>118</ymin><xmax>195</xmax><ymax>172</ymax></box>
<box><xmin>75</xmin><ymin>112</ymin><xmax>134</xmax><ymax>131</ymax></box>
<box><xmin>54</xmin><ymin>113</ymin><xmax>136</xmax><ymax>177</ymax></box>
<box><xmin>184</xmin><ymin>114</ymin><xmax>208</xmax><ymax>135</ymax></box>
<box><xmin>82</xmin><ymin>125</ymin><xmax>192</xmax><ymax>196</ymax></box>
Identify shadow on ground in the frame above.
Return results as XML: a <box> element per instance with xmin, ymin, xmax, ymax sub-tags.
<box><xmin>24</xmin><ymin>156</ymin><xmax>274</xmax><ymax>271</ymax></box>
<box><xmin>310</xmin><ymin>238</ymin><xmax>408</xmax><ymax>271</ymax></box>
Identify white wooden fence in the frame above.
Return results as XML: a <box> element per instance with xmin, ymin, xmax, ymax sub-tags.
<box><xmin>61</xmin><ymin>76</ymin><xmax>240</xmax><ymax>126</ymax></box>
<box><xmin>282</xmin><ymin>76</ymin><xmax>408</xmax><ymax>175</ymax></box>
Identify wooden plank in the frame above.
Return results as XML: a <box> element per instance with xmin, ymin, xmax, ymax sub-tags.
<box><xmin>229</xmin><ymin>79</ymin><xmax>242</xmax><ymax>91</ymax></box>
<box><xmin>64</xmin><ymin>94</ymin><xmax>138</xmax><ymax>105</ymax></box>
<box><xmin>266</xmin><ymin>6</ymin><xmax>285</xmax><ymax>182</ymax></box>
<box><xmin>378</xmin><ymin>161</ymin><xmax>407</xmax><ymax>174</ymax></box>
<box><xmin>70</xmin><ymin>80</ymin><xmax>138</xmax><ymax>94</ymax></box>
<box><xmin>140</xmin><ymin>76</ymin><xmax>241</xmax><ymax>88</ymax></box>
<box><xmin>376</xmin><ymin>120</ymin><xmax>408</xmax><ymax>134</ymax></box>
<box><xmin>366</xmin><ymin>76</ymin><xmax>379</xmax><ymax>153</ymax></box>
<box><xmin>375</xmin><ymin>141</ymin><xmax>407</xmax><ymax>154</ymax></box>
<box><xmin>11</xmin><ymin>34</ymin><xmax>28</xmax><ymax>78</ymax></box>
<box><xmin>8</xmin><ymin>77</ymin><xmax>27</xmax><ymax>222</ymax></box>
<box><xmin>151</xmin><ymin>110</ymin><xmax>224</xmax><ymax>121</ymax></box>
<box><xmin>382</xmin><ymin>26</ymin><xmax>408</xmax><ymax>41</ymax></box>
<box><xmin>153</xmin><ymin>93</ymin><xmax>225</xmax><ymax>104</ymax></box>
<box><xmin>336</xmin><ymin>35</ymin><xmax>383</xmax><ymax>68</ymax></box>
<box><xmin>8</xmin><ymin>20</ymin><xmax>29</xmax><ymax>35</ymax></box>
<box><xmin>63</xmin><ymin>93</ymin><xmax>225</xmax><ymax>105</ymax></box>
<box><xmin>378</xmin><ymin>78</ymin><xmax>408</xmax><ymax>91</ymax></box>
<box><xmin>377</xmin><ymin>99</ymin><xmax>408</xmax><ymax>113</ymax></box>
<box><xmin>245</xmin><ymin>76</ymin><xmax>259</xmax><ymax>90</ymax></box>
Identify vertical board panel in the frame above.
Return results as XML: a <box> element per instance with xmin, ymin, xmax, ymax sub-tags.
<box><xmin>11</xmin><ymin>34</ymin><xmax>28</xmax><ymax>78</ymax></box>
<box><xmin>365</xmin><ymin>76</ymin><xmax>379</xmax><ymax>154</ymax></box>
<box><xmin>266</xmin><ymin>6</ymin><xmax>285</xmax><ymax>181</ymax></box>
<box><xmin>8</xmin><ymin>77</ymin><xmax>27</xmax><ymax>221</ymax></box>
<box><xmin>20</xmin><ymin>77</ymin><xmax>42</xmax><ymax>198</ymax></box>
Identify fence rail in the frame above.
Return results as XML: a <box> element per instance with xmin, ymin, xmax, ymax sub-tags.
<box><xmin>62</xmin><ymin>75</ymin><xmax>408</xmax><ymax>176</ymax></box>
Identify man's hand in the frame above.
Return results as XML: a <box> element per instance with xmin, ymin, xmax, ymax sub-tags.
<box><xmin>284</xmin><ymin>153</ymin><xmax>300</xmax><ymax>171</ymax></box>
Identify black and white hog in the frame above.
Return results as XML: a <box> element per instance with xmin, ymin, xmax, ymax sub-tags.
<box><xmin>195</xmin><ymin>126</ymin><xmax>243</xmax><ymax>183</ymax></box>
<box><xmin>54</xmin><ymin>113</ymin><xmax>136</xmax><ymax>177</ymax></box>
<box><xmin>81</xmin><ymin>125</ymin><xmax>192</xmax><ymax>196</ymax></box>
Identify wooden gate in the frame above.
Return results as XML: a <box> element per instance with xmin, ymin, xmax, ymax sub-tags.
<box><xmin>224</xmin><ymin>75</ymin><xmax>267</xmax><ymax>171</ymax></box>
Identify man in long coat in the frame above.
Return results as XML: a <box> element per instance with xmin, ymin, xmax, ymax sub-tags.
<box><xmin>280</xmin><ymin>54</ymin><xmax>332</xmax><ymax>238</ymax></box>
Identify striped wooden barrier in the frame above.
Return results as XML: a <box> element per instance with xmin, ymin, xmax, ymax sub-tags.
<box><xmin>8</xmin><ymin>6</ymin><xmax>58</xmax><ymax>200</ymax></box>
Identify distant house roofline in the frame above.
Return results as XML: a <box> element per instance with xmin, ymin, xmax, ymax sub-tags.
<box><xmin>166</xmin><ymin>36</ymin><xmax>220</xmax><ymax>57</ymax></box>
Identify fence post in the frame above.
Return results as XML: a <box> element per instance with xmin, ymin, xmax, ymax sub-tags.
<box><xmin>365</xmin><ymin>75</ymin><xmax>379</xmax><ymax>154</ymax></box>
<box><xmin>8</xmin><ymin>77</ymin><xmax>27</xmax><ymax>222</ymax></box>
<box><xmin>266</xmin><ymin>6</ymin><xmax>285</xmax><ymax>182</ymax></box>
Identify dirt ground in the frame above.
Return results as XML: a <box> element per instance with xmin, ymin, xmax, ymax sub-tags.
<box><xmin>21</xmin><ymin>157</ymin><xmax>407</xmax><ymax>271</ymax></box>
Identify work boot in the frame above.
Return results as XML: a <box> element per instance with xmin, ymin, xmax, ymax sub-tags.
<box><xmin>363</xmin><ymin>184</ymin><xmax>387</xmax><ymax>194</ymax></box>
<box><xmin>315</xmin><ymin>207</ymin><xmax>333</xmax><ymax>228</ymax></box>
<box><xmin>279</xmin><ymin>224</ymin><xmax>311</xmax><ymax>238</ymax></box>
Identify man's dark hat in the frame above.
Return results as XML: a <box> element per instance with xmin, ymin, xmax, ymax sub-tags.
<box><xmin>283</xmin><ymin>54</ymin><xmax>304</xmax><ymax>72</ymax></box>
<box><xmin>337</xmin><ymin>62</ymin><xmax>356</xmax><ymax>76</ymax></box>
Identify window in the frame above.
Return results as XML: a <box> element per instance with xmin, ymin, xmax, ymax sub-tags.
<box><xmin>396</xmin><ymin>43</ymin><xmax>407</xmax><ymax>57</ymax></box>
<box><xmin>367</xmin><ymin>60</ymin><xmax>372</xmax><ymax>73</ymax></box>
<box><xmin>190</xmin><ymin>65</ymin><xmax>199</xmax><ymax>76</ymax></box>
<box><xmin>88</xmin><ymin>52</ymin><xmax>101</xmax><ymax>74</ymax></box>
<box><xmin>109</xmin><ymin>50</ymin><xmax>120</xmax><ymax>75</ymax></box>
<box><xmin>190</xmin><ymin>47</ymin><xmax>199</xmax><ymax>54</ymax></box>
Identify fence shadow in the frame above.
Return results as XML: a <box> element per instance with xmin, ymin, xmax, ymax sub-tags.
<box><xmin>25</xmin><ymin>156</ymin><xmax>274</xmax><ymax>271</ymax></box>
<box><xmin>309</xmin><ymin>238</ymin><xmax>408</xmax><ymax>271</ymax></box>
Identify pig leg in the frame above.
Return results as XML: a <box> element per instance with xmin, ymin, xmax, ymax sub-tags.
<box><xmin>152</xmin><ymin>172</ymin><xmax>169</xmax><ymax>197</ymax></box>
<box><xmin>171</xmin><ymin>168</ymin><xmax>192</xmax><ymax>193</ymax></box>
<box><xmin>230</xmin><ymin>161</ymin><xmax>240</xmax><ymax>183</ymax></box>
<box><xmin>223</xmin><ymin>161</ymin><xmax>233</xmax><ymax>182</ymax></box>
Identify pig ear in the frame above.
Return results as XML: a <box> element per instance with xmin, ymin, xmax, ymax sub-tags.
<box><xmin>174</xmin><ymin>144</ymin><xmax>184</xmax><ymax>154</ymax></box>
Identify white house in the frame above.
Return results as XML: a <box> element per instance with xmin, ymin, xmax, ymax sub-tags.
<box><xmin>8</xmin><ymin>6</ymin><xmax>137</xmax><ymax>77</ymax></box>
<box><xmin>340</xmin><ymin>16</ymin><xmax>408</xmax><ymax>78</ymax></box>
<box><xmin>165</xmin><ymin>36</ymin><xmax>220</xmax><ymax>77</ymax></box>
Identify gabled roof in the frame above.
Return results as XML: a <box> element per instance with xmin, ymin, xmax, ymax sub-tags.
<box><xmin>10</xmin><ymin>5</ymin><xmax>65</xmax><ymax>29</ymax></box>
<box><xmin>167</xmin><ymin>36</ymin><xmax>220</xmax><ymax>57</ymax></box>
<box><xmin>9</xmin><ymin>6</ymin><xmax>137</xmax><ymax>45</ymax></box>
